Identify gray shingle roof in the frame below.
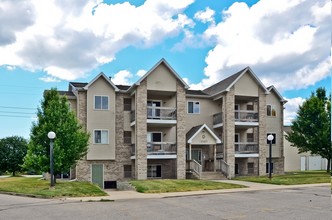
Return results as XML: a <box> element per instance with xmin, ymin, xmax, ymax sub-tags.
<box><xmin>186</xmin><ymin>90</ymin><xmax>209</xmax><ymax>96</ymax></box>
<box><xmin>70</xmin><ymin>82</ymin><xmax>88</xmax><ymax>88</ymax></box>
<box><xmin>116</xmin><ymin>85</ymin><xmax>130</xmax><ymax>91</ymax></box>
<box><xmin>186</xmin><ymin>124</ymin><xmax>203</xmax><ymax>143</ymax></box>
<box><xmin>203</xmin><ymin>68</ymin><xmax>246</xmax><ymax>96</ymax></box>
<box><xmin>58</xmin><ymin>91</ymin><xmax>75</xmax><ymax>97</ymax></box>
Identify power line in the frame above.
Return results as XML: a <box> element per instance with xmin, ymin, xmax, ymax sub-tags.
<box><xmin>0</xmin><ymin>105</ymin><xmax>36</xmax><ymax>110</ymax></box>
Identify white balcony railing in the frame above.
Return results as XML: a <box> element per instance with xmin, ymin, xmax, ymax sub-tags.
<box><xmin>147</xmin><ymin>107</ymin><xmax>176</xmax><ymax>120</ymax></box>
<box><xmin>235</xmin><ymin>110</ymin><xmax>258</xmax><ymax>122</ymax></box>
<box><xmin>235</xmin><ymin>143</ymin><xmax>258</xmax><ymax>154</ymax></box>
<box><xmin>131</xmin><ymin>142</ymin><xmax>176</xmax><ymax>155</ymax></box>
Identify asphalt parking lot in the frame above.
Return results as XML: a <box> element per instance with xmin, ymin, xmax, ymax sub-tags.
<box><xmin>0</xmin><ymin>186</ymin><xmax>330</xmax><ymax>220</ymax></box>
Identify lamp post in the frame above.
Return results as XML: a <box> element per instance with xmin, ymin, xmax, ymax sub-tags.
<box><xmin>267</xmin><ymin>134</ymin><xmax>274</xmax><ymax>179</ymax></box>
<box><xmin>47</xmin><ymin>131</ymin><xmax>56</xmax><ymax>187</ymax></box>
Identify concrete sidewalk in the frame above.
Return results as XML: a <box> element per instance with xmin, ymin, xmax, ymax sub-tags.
<box><xmin>65</xmin><ymin>180</ymin><xmax>330</xmax><ymax>202</ymax></box>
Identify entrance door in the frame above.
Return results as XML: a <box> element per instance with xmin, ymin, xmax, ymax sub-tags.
<box><xmin>91</xmin><ymin>164</ymin><xmax>103</xmax><ymax>188</ymax></box>
<box><xmin>191</xmin><ymin>149</ymin><xmax>202</xmax><ymax>164</ymax></box>
<box><xmin>147</xmin><ymin>101</ymin><xmax>161</xmax><ymax>118</ymax></box>
<box><xmin>235</xmin><ymin>133</ymin><xmax>240</xmax><ymax>152</ymax></box>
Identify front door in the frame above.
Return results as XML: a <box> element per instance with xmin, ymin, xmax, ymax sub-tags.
<box><xmin>191</xmin><ymin>149</ymin><xmax>202</xmax><ymax>164</ymax></box>
<box><xmin>91</xmin><ymin>164</ymin><xmax>103</xmax><ymax>188</ymax></box>
<box><xmin>147</xmin><ymin>101</ymin><xmax>161</xmax><ymax>119</ymax></box>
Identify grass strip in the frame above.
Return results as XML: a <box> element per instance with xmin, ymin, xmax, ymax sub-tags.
<box><xmin>130</xmin><ymin>179</ymin><xmax>246</xmax><ymax>193</ymax></box>
<box><xmin>234</xmin><ymin>171</ymin><xmax>330</xmax><ymax>185</ymax></box>
<box><xmin>0</xmin><ymin>177</ymin><xmax>107</xmax><ymax>198</ymax></box>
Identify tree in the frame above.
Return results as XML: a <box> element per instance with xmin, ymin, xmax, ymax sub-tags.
<box><xmin>0</xmin><ymin>136</ymin><xmax>28</xmax><ymax>176</ymax></box>
<box><xmin>24</xmin><ymin>88</ymin><xmax>89</xmax><ymax>183</ymax></box>
<box><xmin>286</xmin><ymin>87</ymin><xmax>331</xmax><ymax>172</ymax></box>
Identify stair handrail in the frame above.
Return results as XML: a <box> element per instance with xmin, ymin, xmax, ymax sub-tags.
<box><xmin>190</xmin><ymin>159</ymin><xmax>202</xmax><ymax>179</ymax></box>
<box><xmin>220</xmin><ymin>159</ymin><xmax>230</xmax><ymax>179</ymax></box>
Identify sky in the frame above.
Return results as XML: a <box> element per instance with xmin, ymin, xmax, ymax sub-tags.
<box><xmin>0</xmin><ymin>0</ymin><xmax>330</xmax><ymax>139</ymax></box>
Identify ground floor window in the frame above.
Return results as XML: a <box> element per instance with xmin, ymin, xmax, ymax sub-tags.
<box><xmin>266</xmin><ymin>162</ymin><xmax>274</xmax><ymax>173</ymax></box>
<box><xmin>147</xmin><ymin>165</ymin><xmax>161</xmax><ymax>178</ymax></box>
<box><xmin>124</xmin><ymin>165</ymin><xmax>132</xmax><ymax>178</ymax></box>
<box><xmin>247</xmin><ymin>163</ymin><xmax>254</xmax><ymax>174</ymax></box>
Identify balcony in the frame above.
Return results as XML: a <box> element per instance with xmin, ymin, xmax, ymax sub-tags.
<box><xmin>235</xmin><ymin>143</ymin><xmax>259</xmax><ymax>157</ymax></box>
<box><xmin>131</xmin><ymin>142</ymin><xmax>177</xmax><ymax>159</ymax></box>
<box><xmin>131</xmin><ymin>107</ymin><xmax>177</xmax><ymax>126</ymax></box>
<box><xmin>213</xmin><ymin>113</ymin><xmax>223</xmax><ymax>128</ymax></box>
<box><xmin>235</xmin><ymin>110</ymin><xmax>259</xmax><ymax>127</ymax></box>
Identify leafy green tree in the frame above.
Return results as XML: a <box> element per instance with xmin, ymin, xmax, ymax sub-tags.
<box><xmin>24</xmin><ymin>88</ymin><xmax>89</xmax><ymax>182</ymax></box>
<box><xmin>0</xmin><ymin>136</ymin><xmax>28</xmax><ymax>176</ymax></box>
<box><xmin>286</xmin><ymin>87</ymin><xmax>331</xmax><ymax>172</ymax></box>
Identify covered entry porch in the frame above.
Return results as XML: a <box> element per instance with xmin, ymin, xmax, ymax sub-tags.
<box><xmin>186</xmin><ymin>124</ymin><xmax>223</xmax><ymax>179</ymax></box>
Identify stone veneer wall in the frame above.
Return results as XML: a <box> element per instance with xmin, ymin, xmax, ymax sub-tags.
<box><xmin>76</xmin><ymin>90</ymin><xmax>89</xmax><ymax>181</ymax></box>
<box><xmin>223</xmin><ymin>87</ymin><xmax>235</xmax><ymax>178</ymax></box>
<box><xmin>176</xmin><ymin>80</ymin><xmax>186</xmax><ymax>179</ymax></box>
<box><xmin>272</xmin><ymin>158</ymin><xmax>284</xmax><ymax>174</ymax></box>
<box><xmin>114</xmin><ymin>93</ymin><xmax>132</xmax><ymax>179</ymax></box>
<box><xmin>277</xmin><ymin>100</ymin><xmax>285</xmax><ymax>174</ymax></box>
<box><xmin>135</xmin><ymin>79</ymin><xmax>148</xmax><ymax>179</ymax></box>
<box><xmin>258</xmin><ymin>88</ymin><xmax>267</xmax><ymax>176</ymax></box>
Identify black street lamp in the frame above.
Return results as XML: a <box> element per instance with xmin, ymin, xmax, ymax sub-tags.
<box><xmin>47</xmin><ymin>131</ymin><xmax>56</xmax><ymax>187</ymax></box>
<box><xmin>267</xmin><ymin>134</ymin><xmax>274</xmax><ymax>179</ymax></box>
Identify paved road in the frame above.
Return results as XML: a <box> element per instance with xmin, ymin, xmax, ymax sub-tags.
<box><xmin>0</xmin><ymin>186</ymin><xmax>330</xmax><ymax>220</ymax></box>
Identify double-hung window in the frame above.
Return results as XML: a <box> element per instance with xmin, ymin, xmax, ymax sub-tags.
<box><xmin>188</xmin><ymin>101</ymin><xmax>200</xmax><ymax>114</ymax></box>
<box><xmin>95</xmin><ymin>96</ymin><xmax>108</xmax><ymax>110</ymax></box>
<box><xmin>267</xmin><ymin>105</ymin><xmax>276</xmax><ymax>117</ymax></box>
<box><xmin>94</xmin><ymin>130</ymin><xmax>108</xmax><ymax>144</ymax></box>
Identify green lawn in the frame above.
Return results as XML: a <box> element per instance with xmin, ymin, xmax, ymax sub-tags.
<box><xmin>234</xmin><ymin>171</ymin><xmax>330</xmax><ymax>185</ymax></box>
<box><xmin>130</xmin><ymin>179</ymin><xmax>246</xmax><ymax>193</ymax></box>
<box><xmin>0</xmin><ymin>177</ymin><xmax>107</xmax><ymax>198</ymax></box>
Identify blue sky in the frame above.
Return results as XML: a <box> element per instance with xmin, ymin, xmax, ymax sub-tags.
<box><xmin>0</xmin><ymin>0</ymin><xmax>330</xmax><ymax>139</ymax></box>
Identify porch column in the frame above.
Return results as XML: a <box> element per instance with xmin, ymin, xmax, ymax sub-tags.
<box><xmin>213</xmin><ymin>144</ymin><xmax>216</xmax><ymax>172</ymax></box>
<box><xmin>189</xmin><ymin>144</ymin><xmax>192</xmax><ymax>160</ymax></box>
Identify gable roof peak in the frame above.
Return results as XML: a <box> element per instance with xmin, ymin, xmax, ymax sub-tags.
<box><xmin>83</xmin><ymin>72</ymin><xmax>119</xmax><ymax>91</ymax></box>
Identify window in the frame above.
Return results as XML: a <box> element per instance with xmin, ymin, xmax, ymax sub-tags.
<box><xmin>247</xmin><ymin>133</ymin><xmax>254</xmax><ymax>142</ymax></box>
<box><xmin>247</xmin><ymin>104</ymin><xmax>254</xmax><ymax>111</ymax></box>
<box><xmin>266</xmin><ymin>163</ymin><xmax>274</xmax><ymax>173</ymax></box>
<box><xmin>188</xmin><ymin>101</ymin><xmax>200</xmax><ymax>114</ymax></box>
<box><xmin>123</xmin><ymin>165</ymin><xmax>132</xmax><ymax>178</ymax></box>
<box><xmin>235</xmin><ymin>164</ymin><xmax>239</xmax><ymax>175</ymax></box>
<box><xmin>267</xmin><ymin>105</ymin><xmax>276</xmax><ymax>116</ymax></box>
<box><xmin>266</xmin><ymin>133</ymin><xmax>276</xmax><ymax>144</ymax></box>
<box><xmin>247</xmin><ymin>163</ymin><xmax>254</xmax><ymax>174</ymax></box>
<box><xmin>147</xmin><ymin>165</ymin><xmax>161</xmax><ymax>178</ymax></box>
<box><xmin>123</xmin><ymin>131</ymin><xmax>131</xmax><ymax>144</ymax></box>
<box><xmin>124</xmin><ymin>98</ymin><xmax>131</xmax><ymax>111</ymax></box>
<box><xmin>95</xmin><ymin>96</ymin><xmax>108</xmax><ymax>110</ymax></box>
<box><xmin>94</xmin><ymin>130</ymin><xmax>108</xmax><ymax>144</ymax></box>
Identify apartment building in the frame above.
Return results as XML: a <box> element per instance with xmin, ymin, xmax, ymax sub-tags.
<box><xmin>63</xmin><ymin>58</ymin><xmax>286</xmax><ymax>188</ymax></box>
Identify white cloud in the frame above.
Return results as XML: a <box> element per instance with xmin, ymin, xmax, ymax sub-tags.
<box><xmin>0</xmin><ymin>0</ymin><xmax>194</xmax><ymax>81</ymax></box>
<box><xmin>39</xmin><ymin>76</ymin><xmax>61</xmax><ymax>83</ymax></box>
<box><xmin>194</xmin><ymin>7</ymin><xmax>215</xmax><ymax>24</ymax></box>
<box><xmin>111</xmin><ymin>70</ymin><xmax>133</xmax><ymax>85</ymax></box>
<box><xmin>284</xmin><ymin>97</ymin><xmax>305</xmax><ymax>125</ymax></box>
<box><xmin>198</xmin><ymin>0</ymin><xmax>330</xmax><ymax>91</ymax></box>
<box><xmin>136</xmin><ymin>69</ymin><xmax>147</xmax><ymax>77</ymax></box>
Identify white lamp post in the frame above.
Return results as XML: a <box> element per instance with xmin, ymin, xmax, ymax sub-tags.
<box><xmin>267</xmin><ymin>134</ymin><xmax>274</xmax><ymax>179</ymax></box>
<box><xmin>47</xmin><ymin>131</ymin><xmax>56</xmax><ymax>187</ymax></box>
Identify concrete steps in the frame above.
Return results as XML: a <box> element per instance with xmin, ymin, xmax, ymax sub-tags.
<box><xmin>200</xmin><ymin>171</ymin><xmax>227</xmax><ymax>180</ymax></box>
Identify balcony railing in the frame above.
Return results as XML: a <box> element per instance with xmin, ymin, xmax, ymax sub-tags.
<box><xmin>130</xmin><ymin>107</ymin><xmax>177</xmax><ymax>122</ymax></box>
<box><xmin>235</xmin><ymin>143</ymin><xmax>258</xmax><ymax>154</ymax></box>
<box><xmin>147</xmin><ymin>107</ymin><xmax>176</xmax><ymax>120</ymax></box>
<box><xmin>235</xmin><ymin>110</ymin><xmax>258</xmax><ymax>122</ymax></box>
<box><xmin>213</xmin><ymin>113</ymin><xmax>223</xmax><ymax>125</ymax></box>
<box><xmin>131</xmin><ymin>142</ymin><xmax>177</xmax><ymax>156</ymax></box>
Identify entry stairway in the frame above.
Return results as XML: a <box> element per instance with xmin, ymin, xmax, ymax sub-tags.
<box><xmin>200</xmin><ymin>171</ymin><xmax>227</xmax><ymax>180</ymax></box>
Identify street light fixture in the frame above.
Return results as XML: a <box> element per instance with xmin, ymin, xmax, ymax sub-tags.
<box><xmin>47</xmin><ymin>131</ymin><xmax>56</xmax><ymax>187</ymax></box>
<box><xmin>267</xmin><ymin>134</ymin><xmax>274</xmax><ymax>179</ymax></box>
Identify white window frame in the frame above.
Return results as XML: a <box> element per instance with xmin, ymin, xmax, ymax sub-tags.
<box><xmin>94</xmin><ymin>129</ymin><xmax>109</xmax><ymax>144</ymax></box>
<box><xmin>267</xmin><ymin>104</ymin><xmax>277</xmax><ymax>117</ymax></box>
<box><xmin>187</xmin><ymin>101</ymin><xmax>200</xmax><ymax>114</ymax></box>
<box><xmin>94</xmin><ymin>95</ymin><xmax>109</xmax><ymax>110</ymax></box>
